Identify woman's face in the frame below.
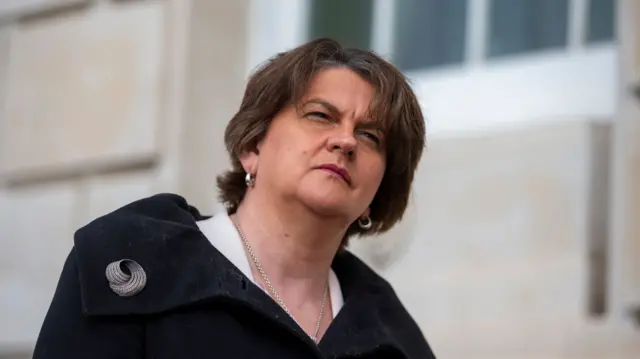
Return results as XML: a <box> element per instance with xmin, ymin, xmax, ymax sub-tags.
<box><xmin>243</xmin><ymin>67</ymin><xmax>386</xmax><ymax>223</ymax></box>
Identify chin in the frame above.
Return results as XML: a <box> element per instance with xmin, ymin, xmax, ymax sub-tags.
<box><xmin>297</xmin><ymin>191</ymin><xmax>352</xmax><ymax>218</ymax></box>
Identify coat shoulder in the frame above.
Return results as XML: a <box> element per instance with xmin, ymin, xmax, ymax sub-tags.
<box><xmin>333</xmin><ymin>251</ymin><xmax>437</xmax><ymax>359</ymax></box>
<box><xmin>74</xmin><ymin>193</ymin><xmax>204</xmax><ymax>259</ymax></box>
<box><xmin>71</xmin><ymin>193</ymin><xmax>216</xmax><ymax>316</ymax></box>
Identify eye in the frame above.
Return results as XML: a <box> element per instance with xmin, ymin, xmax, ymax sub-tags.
<box><xmin>359</xmin><ymin>131</ymin><xmax>381</xmax><ymax>145</ymax></box>
<box><xmin>306</xmin><ymin>111</ymin><xmax>331</xmax><ymax>121</ymax></box>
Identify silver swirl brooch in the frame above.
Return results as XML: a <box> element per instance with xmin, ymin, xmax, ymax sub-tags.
<box><xmin>105</xmin><ymin>259</ymin><xmax>147</xmax><ymax>297</ymax></box>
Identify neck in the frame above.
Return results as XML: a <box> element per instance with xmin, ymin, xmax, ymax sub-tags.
<box><xmin>233</xmin><ymin>189</ymin><xmax>347</xmax><ymax>288</ymax></box>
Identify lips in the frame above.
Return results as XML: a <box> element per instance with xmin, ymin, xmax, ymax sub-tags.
<box><xmin>316</xmin><ymin>164</ymin><xmax>351</xmax><ymax>185</ymax></box>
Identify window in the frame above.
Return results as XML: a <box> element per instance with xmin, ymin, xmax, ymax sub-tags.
<box><xmin>305</xmin><ymin>0</ymin><xmax>616</xmax><ymax>73</ymax></box>
<box><xmin>392</xmin><ymin>0</ymin><xmax>468</xmax><ymax>71</ymax></box>
<box><xmin>586</xmin><ymin>0</ymin><xmax>616</xmax><ymax>43</ymax></box>
<box><xmin>308</xmin><ymin>0</ymin><xmax>374</xmax><ymax>50</ymax></box>
<box><xmin>488</xmin><ymin>0</ymin><xmax>569</xmax><ymax>58</ymax></box>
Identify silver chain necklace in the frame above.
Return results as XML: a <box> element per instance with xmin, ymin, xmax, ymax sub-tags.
<box><xmin>231</xmin><ymin>217</ymin><xmax>329</xmax><ymax>344</ymax></box>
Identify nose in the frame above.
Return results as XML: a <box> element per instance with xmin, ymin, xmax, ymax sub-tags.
<box><xmin>327</xmin><ymin>131</ymin><xmax>357</xmax><ymax>158</ymax></box>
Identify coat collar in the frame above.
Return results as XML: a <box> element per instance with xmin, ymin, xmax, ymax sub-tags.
<box><xmin>73</xmin><ymin>193</ymin><xmax>431</xmax><ymax>358</ymax></box>
<box><xmin>195</xmin><ymin>212</ymin><xmax>345</xmax><ymax>318</ymax></box>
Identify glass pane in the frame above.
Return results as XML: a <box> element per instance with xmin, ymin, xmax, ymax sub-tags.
<box><xmin>488</xmin><ymin>0</ymin><xmax>569</xmax><ymax>58</ymax></box>
<box><xmin>586</xmin><ymin>0</ymin><xmax>616</xmax><ymax>43</ymax></box>
<box><xmin>393</xmin><ymin>0</ymin><xmax>468</xmax><ymax>71</ymax></box>
<box><xmin>309</xmin><ymin>0</ymin><xmax>374</xmax><ymax>50</ymax></box>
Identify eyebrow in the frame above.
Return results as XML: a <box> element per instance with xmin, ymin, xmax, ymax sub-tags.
<box><xmin>302</xmin><ymin>98</ymin><xmax>340</xmax><ymax>115</ymax></box>
<box><xmin>358</xmin><ymin>121</ymin><xmax>383</xmax><ymax>133</ymax></box>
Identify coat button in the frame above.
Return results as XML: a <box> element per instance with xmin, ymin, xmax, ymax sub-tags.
<box><xmin>105</xmin><ymin>259</ymin><xmax>147</xmax><ymax>297</ymax></box>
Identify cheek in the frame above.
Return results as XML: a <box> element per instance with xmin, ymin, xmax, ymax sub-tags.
<box><xmin>270</xmin><ymin>140</ymin><xmax>312</xmax><ymax>179</ymax></box>
<box><xmin>361</xmin><ymin>157</ymin><xmax>386</xmax><ymax>192</ymax></box>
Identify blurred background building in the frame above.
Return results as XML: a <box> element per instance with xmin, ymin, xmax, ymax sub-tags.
<box><xmin>0</xmin><ymin>0</ymin><xmax>638</xmax><ymax>358</ymax></box>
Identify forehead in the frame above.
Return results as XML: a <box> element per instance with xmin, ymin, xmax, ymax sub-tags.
<box><xmin>301</xmin><ymin>68</ymin><xmax>375</xmax><ymax>109</ymax></box>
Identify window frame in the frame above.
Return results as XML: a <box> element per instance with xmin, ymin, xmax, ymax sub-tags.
<box><xmin>371</xmin><ymin>0</ymin><xmax>615</xmax><ymax>69</ymax></box>
<box><xmin>247</xmin><ymin>0</ymin><xmax>618</xmax><ymax>136</ymax></box>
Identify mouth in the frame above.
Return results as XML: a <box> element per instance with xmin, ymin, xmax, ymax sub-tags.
<box><xmin>316</xmin><ymin>164</ymin><xmax>351</xmax><ymax>185</ymax></box>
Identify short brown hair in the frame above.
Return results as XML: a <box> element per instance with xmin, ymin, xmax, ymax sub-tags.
<box><xmin>217</xmin><ymin>38</ymin><xmax>425</xmax><ymax>244</ymax></box>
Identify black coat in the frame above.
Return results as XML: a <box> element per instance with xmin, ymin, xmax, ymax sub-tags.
<box><xmin>33</xmin><ymin>193</ymin><xmax>436</xmax><ymax>359</ymax></box>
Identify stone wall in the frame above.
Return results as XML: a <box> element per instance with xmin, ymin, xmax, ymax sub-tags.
<box><xmin>610</xmin><ymin>0</ymin><xmax>640</xmax><ymax>330</ymax></box>
<box><xmin>0</xmin><ymin>0</ymin><xmax>248</xmax><ymax>356</ymax></box>
<box><xmin>352</xmin><ymin>120</ymin><xmax>639</xmax><ymax>359</ymax></box>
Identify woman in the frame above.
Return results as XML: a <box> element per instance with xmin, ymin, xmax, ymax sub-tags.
<box><xmin>33</xmin><ymin>38</ymin><xmax>436</xmax><ymax>359</ymax></box>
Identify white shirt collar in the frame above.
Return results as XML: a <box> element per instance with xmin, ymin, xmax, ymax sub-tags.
<box><xmin>196</xmin><ymin>212</ymin><xmax>344</xmax><ymax>318</ymax></box>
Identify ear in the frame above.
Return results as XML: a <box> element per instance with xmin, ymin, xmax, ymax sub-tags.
<box><xmin>360</xmin><ymin>207</ymin><xmax>371</xmax><ymax>219</ymax></box>
<box><xmin>239</xmin><ymin>150</ymin><xmax>259</xmax><ymax>175</ymax></box>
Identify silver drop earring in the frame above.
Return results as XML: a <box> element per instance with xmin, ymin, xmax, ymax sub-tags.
<box><xmin>245</xmin><ymin>172</ymin><xmax>255</xmax><ymax>187</ymax></box>
<box><xmin>358</xmin><ymin>216</ymin><xmax>372</xmax><ymax>230</ymax></box>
